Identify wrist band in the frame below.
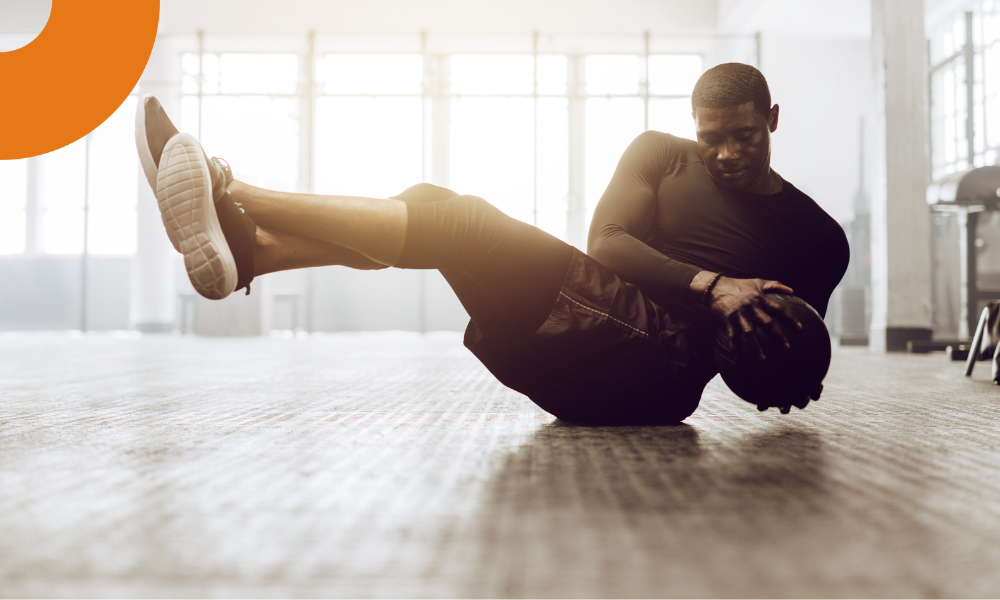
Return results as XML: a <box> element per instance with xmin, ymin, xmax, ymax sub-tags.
<box><xmin>701</xmin><ymin>273</ymin><xmax>722</xmax><ymax>306</ymax></box>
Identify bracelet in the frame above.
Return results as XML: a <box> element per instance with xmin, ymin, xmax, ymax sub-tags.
<box><xmin>701</xmin><ymin>273</ymin><xmax>722</xmax><ymax>306</ymax></box>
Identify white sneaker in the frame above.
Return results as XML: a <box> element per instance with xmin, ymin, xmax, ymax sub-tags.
<box><xmin>156</xmin><ymin>133</ymin><xmax>239</xmax><ymax>300</ymax></box>
<box><xmin>135</xmin><ymin>95</ymin><xmax>183</xmax><ymax>252</ymax></box>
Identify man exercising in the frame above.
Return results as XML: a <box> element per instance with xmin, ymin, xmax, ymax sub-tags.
<box><xmin>136</xmin><ymin>62</ymin><xmax>847</xmax><ymax>424</ymax></box>
<box><xmin>589</xmin><ymin>63</ymin><xmax>848</xmax><ymax>373</ymax></box>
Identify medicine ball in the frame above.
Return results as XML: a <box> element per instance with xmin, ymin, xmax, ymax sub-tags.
<box><xmin>714</xmin><ymin>294</ymin><xmax>831</xmax><ymax>412</ymax></box>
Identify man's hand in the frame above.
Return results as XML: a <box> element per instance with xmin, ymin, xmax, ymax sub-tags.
<box><xmin>690</xmin><ymin>272</ymin><xmax>803</xmax><ymax>361</ymax></box>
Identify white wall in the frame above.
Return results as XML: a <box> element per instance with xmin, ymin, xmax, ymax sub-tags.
<box><xmin>718</xmin><ymin>0</ymin><xmax>875</xmax><ymax>225</ymax></box>
<box><xmin>156</xmin><ymin>0</ymin><xmax>716</xmax><ymax>34</ymax></box>
<box><xmin>0</xmin><ymin>0</ymin><xmax>717</xmax><ymax>35</ymax></box>
<box><xmin>762</xmin><ymin>35</ymin><xmax>874</xmax><ymax>224</ymax></box>
<box><xmin>718</xmin><ymin>0</ymin><xmax>871</xmax><ymax>39</ymax></box>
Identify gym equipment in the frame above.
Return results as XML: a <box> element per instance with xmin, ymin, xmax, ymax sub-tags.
<box><xmin>714</xmin><ymin>294</ymin><xmax>831</xmax><ymax>413</ymax></box>
<box><xmin>963</xmin><ymin>301</ymin><xmax>1000</xmax><ymax>383</ymax></box>
<box><xmin>927</xmin><ymin>165</ymin><xmax>1000</xmax><ymax>339</ymax></box>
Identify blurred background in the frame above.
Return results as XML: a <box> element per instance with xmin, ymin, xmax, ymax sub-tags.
<box><xmin>0</xmin><ymin>0</ymin><xmax>996</xmax><ymax>345</ymax></box>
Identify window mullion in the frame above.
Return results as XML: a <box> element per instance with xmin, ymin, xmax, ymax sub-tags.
<box><xmin>25</xmin><ymin>156</ymin><xmax>42</xmax><ymax>256</ymax></box>
<box><xmin>567</xmin><ymin>55</ymin><xmax>587</xmax><ymax>249</ymax></box>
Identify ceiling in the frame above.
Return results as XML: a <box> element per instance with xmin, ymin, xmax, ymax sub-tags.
<box><xmin>717</xmin><ymin>0</ymin><xmax>872</xmax><ymax>38</ymax></box>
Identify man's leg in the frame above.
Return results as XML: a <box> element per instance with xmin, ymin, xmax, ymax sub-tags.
<box><xmin>246</xmin><ymin>182</ymin><xmax>509</xmax><ymax>334</ymax></box>
<box><xmin>227</xmin><ymin>180</ymin><xmax>409</xmax><ymax>267</ymax></box>
<box><xmin>230</xmin><ymin>180</ymin><xmax>572</xmax><ymax>338</ymax></box>
<box><xmin>253</xmin><ymin>226</ymin><xmax>389</xmax><ymax>274</ymax></box>
<box><xmin>140</xmin><ymin>96</ymin><xmax>570</xmax><ymax>331</ymax></box>
<box><xmin>390</xmin><ymin>184</ymin><xmax>507</xmax><ymax>333</ymax></box>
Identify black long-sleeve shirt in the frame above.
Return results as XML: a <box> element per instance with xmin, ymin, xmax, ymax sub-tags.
<box><xmin>587</xmin><ymin>131</ymin><xmax>849</xmax><ymax>317</ymax></box>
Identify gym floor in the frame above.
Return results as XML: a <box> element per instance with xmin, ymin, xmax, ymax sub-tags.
<box><xmin>1</xmin><ymin>333</ymin><xmax>999</xmax><ymax>598</ymax></box>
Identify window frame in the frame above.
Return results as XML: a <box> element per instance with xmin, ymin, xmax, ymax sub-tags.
<box><xmin>181</xmin><ymin>33</ymin><xmax>731</xmax><ymax>246</ymax></box>
<box><xmin>928</xmin><ymin>1</ymin><xmax>1000</xmax><ymax>182</ymax></box>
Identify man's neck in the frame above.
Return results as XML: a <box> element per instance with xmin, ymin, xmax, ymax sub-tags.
<box><xmin>745</xmin><ymin>168</ymin><xmax>783</xmax><ymax>195</ymax></box>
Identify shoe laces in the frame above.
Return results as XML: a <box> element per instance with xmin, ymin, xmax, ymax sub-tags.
<box><xmin>209</xmin><ymin>157</ymin><xmax>234</xmax><ymax>201</ymax></box>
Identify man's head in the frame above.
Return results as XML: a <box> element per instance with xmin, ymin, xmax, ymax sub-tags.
<box><xmin>691</xmin><ymin>63</ymin><xmax>779</xmax><ymax>192</ymax></box>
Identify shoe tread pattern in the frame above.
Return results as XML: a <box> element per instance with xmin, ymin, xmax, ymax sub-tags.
<box><xmin>156</xmin><ymin>141</ymin><xmax>234</xmax><ymax>300</ymax></box>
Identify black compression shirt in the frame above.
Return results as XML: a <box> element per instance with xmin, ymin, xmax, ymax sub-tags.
<box><xmin>587</xmin><ymin>131</ymin><xmax>849</xmax><ymax>317</ymax></box>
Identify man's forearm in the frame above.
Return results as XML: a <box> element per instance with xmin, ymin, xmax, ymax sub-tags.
<box><xmin>590</xmin><ymin>229</ymin><xmax>706</xmax><ymax>305</ymax></box>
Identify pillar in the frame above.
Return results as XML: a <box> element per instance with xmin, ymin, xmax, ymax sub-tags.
<box><xmin>869</xmin><ymin>0</ymin><xmax>933</xmax><ymax>352</ymax></box>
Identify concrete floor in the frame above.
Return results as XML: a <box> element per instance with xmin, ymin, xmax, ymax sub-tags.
<box><xmin>1</xmin><ymin>333</ymin><xmax>1000</xmax><ymax>598</ymax></box>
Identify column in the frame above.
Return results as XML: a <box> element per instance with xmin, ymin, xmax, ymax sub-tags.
<box><xmin>869</xmin><ymin>0</ymin><xmax>933</xmax><ymax>352</ymax></box>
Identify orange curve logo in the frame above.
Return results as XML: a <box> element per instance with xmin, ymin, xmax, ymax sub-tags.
<box><xmin>0</xmin><ymin>1</ymin><xmax>160</xmax><ymax>159</ymax></box>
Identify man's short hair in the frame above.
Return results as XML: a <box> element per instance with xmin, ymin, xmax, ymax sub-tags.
<box><xmin>691</xmin><ymin>63</ymin><xmax>771</xmax><ymax>116</ymax></box>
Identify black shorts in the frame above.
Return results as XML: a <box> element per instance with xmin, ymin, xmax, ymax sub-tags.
<box><xmin>464</xmin><ymin>249</ymin><xmax>718</xmax><ymax>424</ymax></box>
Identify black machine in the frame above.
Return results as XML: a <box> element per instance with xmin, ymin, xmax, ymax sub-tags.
<box><xmin>921</xmin><ymin>166</ymin><xmax>1000</xmax><ymax>361</ymax></box>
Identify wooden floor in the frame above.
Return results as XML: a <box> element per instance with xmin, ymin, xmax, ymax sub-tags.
<box><xmin>1</xmin><ymin>333</ymin><xmax>999</xmax><ymax>598</ymax></box>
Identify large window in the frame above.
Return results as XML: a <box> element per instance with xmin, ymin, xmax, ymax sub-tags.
<box><xmin>184</xmin><ymin>46</ymin><xmax>705</xmax><ymax>245</ymax></box>
<box><xmin>315</xmin><ymin>54</ymin><xmax>424</xmax><ymax>200</ymax></box>
<box><xmin>0</xmin><ymin>160</ymin><xmax>28</xmax><ymax>255</ymax></box>
<box><xmin>449</xmin><ymin>54</ymin><xmax>569</xmax><ymax>230</ymax></box>
<box><xmin>0</xmin><ymin>95</ymin><xmax>138</xmax><ymax>256</ymax></box>
<box><xmin>929</xmin><ymin>1</ymin><xmax>1000</xmax><ymax>181</ymax></box>
<box><xmin>182</xmin><ymin>53</ymin><xmax>301</xmax><ymax>192</ymax></box>
<box><xmin>584</xmin><ymin>54</ymin><xmax>702</xmax><ymax>224</ymax></box>
<box><xmin>0</xmin><ymin>39</ymin><xmax>712</xmax><ymax>260</ymax></box>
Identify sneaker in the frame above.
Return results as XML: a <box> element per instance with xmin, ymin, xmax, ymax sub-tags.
<box><xmin>155</xmin><ymin>132</ymin><xmax>256</xmax><ymax>300</ymax></box>
<box><xmin>135</xmin><ymin>95</ymin><xmax>182</xmax><ymax>251</ymax></box>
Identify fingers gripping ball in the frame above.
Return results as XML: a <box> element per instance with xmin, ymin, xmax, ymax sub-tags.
<box><xmin>0</xmin><ymin>1</ymin><xmax>160</xmax><ymax>159</ymax></box>
<box><xmin>714</xmin><ymin>294</ymin><xmax>831</xmax><ymax>413</ymax></box>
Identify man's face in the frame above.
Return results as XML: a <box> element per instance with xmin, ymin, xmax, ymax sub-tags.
<box><xmin>693</xmin><ymin>101</ymin><xmax>779</xmax><ymax>192</ymax></box>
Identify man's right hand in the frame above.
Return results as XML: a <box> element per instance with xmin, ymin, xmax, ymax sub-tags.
<box><xmin>690</xmin><ymin>272</ymin><xmax>803</xmax><ymax>361</ymax></box>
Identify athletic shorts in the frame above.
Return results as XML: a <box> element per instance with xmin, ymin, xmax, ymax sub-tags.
<box><xmin>464</xmin><ymin>248</ymin><xmax>719</xmax><ymax>424</ymax></box>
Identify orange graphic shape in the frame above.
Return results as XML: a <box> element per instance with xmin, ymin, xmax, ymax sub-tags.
<box><xmin>0</xmin><ymin>0</ymin><xmax>160</xmax><ymax>159</ymax></box>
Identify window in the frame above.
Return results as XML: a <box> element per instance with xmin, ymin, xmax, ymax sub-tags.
<box><xmin>585</xmin><ymin>96</ymin><xmax>645</xmax><ymax>218</ymax></box>
<box><xmin>85</xmin><ymin>96</ymin><xmax>139</xmax><ymax>255</ymax></box>
<box><xmin>648</xmin><ymin>54</ymin><xmax>703</xmax><ymax>142</ymax></box>
<box><xmin>1</xmin><ymin>94</ymin><xmax>139</xmax><ymax>256</ymax></box>
<box><xmin>449</xmin><ymin>54</ymin><xmax>569</xmax><ymax>230</ymax></box>
<box><xmin>41</xmin><ymin>139</ymin><xmax>87</xmax><ymax>254</ymax></box>
<box><xmin>0</xmin><ymin>159</ymin><xmax>28</xmax><ymax>255</ymax></box>
<box><xmin>180</xmin><ymin>44</ymin><xmax>707</xmax><ymax>247</ymax></box>
<box><xmin>1</xmin><ymin>34</ymin><xmax>716</xmax><ymax>262</ymax></box>
<box><xmin>182</xmin><ymin>53</ymin><xmax>301</xmax><ymax>192</ymax></box>
<box><xmin>584</xmin><ymin>53</ymin><xmax>703</xmax><ymax>223</ymax></box>
<box><xmin>43</xmin><ymin>97</ymin><xmax>138</xmax><ymax>255</ymax></box>
<box><xmin>929</xmin><ymin>1</ymin><xmax>1000</xmax><ymax>180</ymax></box>
<box><xmin>315</xmin><ymin>54</ymin><xmax>424</xmax><ymax>200</ymax></box>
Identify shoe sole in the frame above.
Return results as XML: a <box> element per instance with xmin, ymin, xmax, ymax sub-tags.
<box><xmin>156</xmin><ymin>133</ymin><xmax>238</xmax><ymax>300</ymax></box>
<box><xmin>135</xmin><ymin>95</ymin><xmax>181</xmax><ymax>252</ymax></box>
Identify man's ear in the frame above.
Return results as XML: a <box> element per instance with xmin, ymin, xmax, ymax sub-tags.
<box><xmin>768</xmin><ymin>104</ymin><xmax>780</xmax><ymax>132</ymax></box>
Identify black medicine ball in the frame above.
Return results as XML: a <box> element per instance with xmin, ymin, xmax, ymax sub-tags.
<box><xmin>714</xmin><ymin>294</ymin><xmax>831</xmax><ymax>409</ymax></box>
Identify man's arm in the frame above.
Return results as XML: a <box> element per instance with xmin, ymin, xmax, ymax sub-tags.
<box><xmin>587</xmin><ymin>131</ymin><xmax>804</xmax><ymax>359</ymax></box>
<box><xmin>791</xmin><ymin>226</ymin><xmax>851</xmax><ymax>318</ymax></box>
<box><xmin>587</xmin><ymin>131</ymin><xmax>704</xmax><ymax>304</ymax></box>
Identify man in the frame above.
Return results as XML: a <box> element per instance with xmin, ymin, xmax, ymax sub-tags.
<box><xmin>135</xmin><ymin>62</ymin><xmax>845</xmax><ymax>425</ymax></box>
<box><xmin>589</xmin><ymin>63</ymin><xmax>849</xmax><ymax>361</ymax></box>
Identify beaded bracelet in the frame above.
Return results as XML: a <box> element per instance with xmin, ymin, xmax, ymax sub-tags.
<box><xmin>701</xmin><ymin>273</ymin><xmax>723</xmax><ymax>306</ymax></box>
